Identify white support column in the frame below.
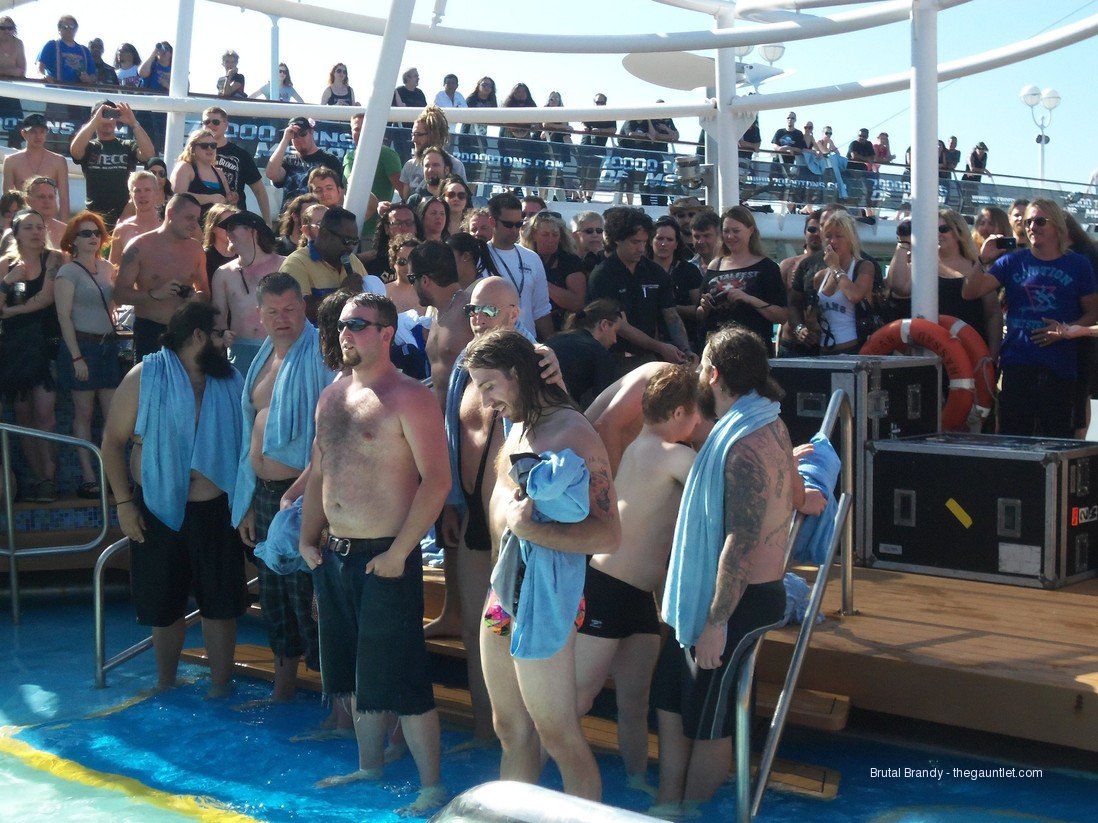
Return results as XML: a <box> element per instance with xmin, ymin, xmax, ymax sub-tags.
<box><xmin>164</xmin><ymin>0</ymin><xmax>196</xmax><ymax>163</ymax></box>
<box><xmin>714</xmin><ymin>6</ymin><xmax>739</xmax><ymax>211</ymax></box>
<box><xmin>269</xmin><ymin>15</ymin><xmax>281</xmax><ymax>102</ymax></box>
<box><xmin>344</xmin><ymin>0</ymin><xmax>416</xmax><ymax>223</ymax></box>
<box><xmin>910</xmin><ymin>0</ymin><xmax>939</xmax><ymax>321</ymax></box>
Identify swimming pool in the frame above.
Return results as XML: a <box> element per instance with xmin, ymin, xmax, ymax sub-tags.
<box><xmin>1</xmin><ymin>594</ymin><xmax>1095</xmax><ymax>821</ymax></box>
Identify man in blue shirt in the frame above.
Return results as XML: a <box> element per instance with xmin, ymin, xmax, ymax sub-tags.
<box><xmin>36</xmin><ymin>16</ymin><xmax>94</xmax><ymax>85</ymax></box>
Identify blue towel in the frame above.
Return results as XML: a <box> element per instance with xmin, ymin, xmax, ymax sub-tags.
<box><xmin>792</xmin><ymin>433</ymin><xmax>841</xmax><ymax>566</ymax></box>
<box><xmin>781</xmin><ymin>572</ymin><xmax>822</xmax><ymax>625</ymax></box>
<box><xmin>493</xmin><ymin>449</ymin><xmax>590</xmax><ymax>660</ymax></box>
<box><xmin>661</xmin><ymin>391</ymin><xmax>781</xmax><ymax>648</ymax></box>
<box><xmin>135</xmin><ymin>348</ymin><xmax>244</xmax><ymax>531</ymax></box>
<box><xmin>254</xmin><ymin>496</ymin><xmax>309</xmax><ymax>575</ymax></box>
<box><xmin>231</xmin><ymin>324</ymin><xmax>336</xmax><ymax>527</ymax></box>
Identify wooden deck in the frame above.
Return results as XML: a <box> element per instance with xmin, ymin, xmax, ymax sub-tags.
<box><xmin>756</xmin><ymin>566</ymin><xmax>1098</xmax><ymax>752</ymax></box>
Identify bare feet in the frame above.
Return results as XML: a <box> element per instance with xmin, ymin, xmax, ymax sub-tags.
<box><xmin>396</xmin><ymin>784</ymin><xmax>448</xmax><ymax>817</ymax></box>
<box><xmin>315</xmin><ymin>767</ymin><xmax>383</xmax><ymax>788</ymax></box>
<box><xmin>205</xmin><ymin>681</ymin><xmax>235</xmax><ymax>700</ymax></box>
<box><xmin>626</xmin><ymin>773</ymin><xmax>658</xmax><ymax>798</ymax></box>
<box><xmin>290</xmin><ymin>727</ymin><xmax>357</xmax><ymax>743</ymax></box>
<box><xmin>646</xmin><ymin>802</ymin><xmax>700</xmax><ymax>820</ymax></box>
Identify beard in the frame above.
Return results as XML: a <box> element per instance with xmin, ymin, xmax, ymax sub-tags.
<box><xmin>425</xmin><ymin>174</ymin><xmax>441</xmax><ymax>189</ymax></box>
<box><xmin>197</xmin><ymin>339</ymin><xmax>235</xmax><ymax>379</ymax></box>
<box><xmin>341</xmin><ymin>347</ymin><xmax>362</xmax><ymax>368</ymax></box>
<box><xmin>696</xmin><ymin>379</ymin><xmax>717</xmax><ymax>421</ymax></box>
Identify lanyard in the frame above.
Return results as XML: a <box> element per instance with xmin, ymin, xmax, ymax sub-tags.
<box><xmin>492</xmin><ymin>246</ymin><xmax>527</xmax><ymax>297</ymax></box>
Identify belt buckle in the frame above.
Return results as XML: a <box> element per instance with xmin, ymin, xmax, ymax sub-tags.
<box><xmin>330</xmin><ymin>537</ymin><xmax>351</xmax><ymax>557</ymax></box>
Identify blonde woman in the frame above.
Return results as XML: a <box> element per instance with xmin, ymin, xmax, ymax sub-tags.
<box><xmin>170</xmin><ymin>129</ymin><xmax>233</xmax><ymax>221</ymax></box>
<box><xmin>937</xmin><ymin>208</ymin><xmax>1001</xmax><ymax>360</ymax></box>
<box><xmin>811</xmin><ymin>211</ymin><xmax>874</xmax><ymax>353</ymax></box>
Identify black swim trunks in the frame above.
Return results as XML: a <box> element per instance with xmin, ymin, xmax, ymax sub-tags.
<box><xmin>578</xmin><ymin>565</ymin><xmax>661</xmax><ymax>639</ymax></box>
<box><xmin>252</xmin><ymin>477</ymin><xmax>319</xmax><ymax>669</ymax></box>
<box><xmin>651</xmin><ymin>580</ymin><xmax>786</xmax><ymax>740</ymax></box>
<box><xmin>312</xmin><ymin>536</ymin><xmax>435</xmax><ymax>716</ymax></box>
<box><xmin>130</xmin><ymin>487</ymin><xmax>249</xmax><ymax>627</ymax></box>
<box><xmin>461</xmin><ymin>410</ymin><xmax>497</xmax><ymax>552</ymax></box>
<box><xmin>133</xmin><ymin>317</ymin><xmax>167</xmax><ymax>362</ymax></box>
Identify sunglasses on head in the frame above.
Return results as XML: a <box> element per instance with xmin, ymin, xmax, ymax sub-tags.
<box><xmin>498</xmin><ymin>218</ymin><xmax>523</xmax><ymax>229</ymax></box>
<box><xmin>463</xmin><ymin>303</ymin><xmax>509</xmax><ymax>318</ymax></box>
<box><xmin>75</xmin><ymin>228</ymin><xmax>101</xmax><ymax>238</ymax></box>
<box><xmin>337</xmin><ymin>318</ymin><xmax>387</xmax><ymax>333</ymax></box>
<box><xmin>195</xmin><ymin>141</ymin><xmax>217</xmax><ymax>150</ymax></box>
<box><xmin>202</xmin><ymin>118</ymin><xmax>222</xmax><ymax>126</ymax></box>
<box><xmin>1025</xmin><ymin>216</ymin><xmax>1048</xmax><ymax>227</ymax></box>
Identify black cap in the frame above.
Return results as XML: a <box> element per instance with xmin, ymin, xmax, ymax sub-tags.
<box><xmin>21</xmin><ymin>114</ymin><xmax>47</xmax><ymax>129</ymax></box>
<box><xmin>288</xmin><ymin>116</ymin><xmax>313</xmax><ymax>132</ymax></box>
<box><xmin>219</xmin><ymin>209</ymin><xmax>276</xmax><ymax>243</ymax></box>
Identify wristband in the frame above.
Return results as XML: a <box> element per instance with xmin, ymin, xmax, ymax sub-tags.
<box><xmin>73</xmin><ymin>356</ymin><xmax>85</xmax><ymax>362</ymax></box>
<box><xmin>115</xmin><ymin>498</ymin><xmax>133</xmax><ymax>506</ymax></box>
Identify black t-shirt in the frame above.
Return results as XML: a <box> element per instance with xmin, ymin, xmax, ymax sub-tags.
<box><xmin>216</xmin><ymin>142</ymin><xmax>262</xmax><ymax>212</ymax></box>
<box><xmin>394</xmin><ymin>87</ymin><xmax>427</xmax><ymax>108</ymax></box>
<box><xmin>701</xmin><ymin>256</ymin><xmax>786</xmax><ymax>344</ymax></box>
<box><xmin>581</xmin><ymin>120</ymin><xmax>615</xmax><ymax>147</ymax></box>
<box><xmin>580</xmin><ymin>251</ymin><xmax>604</xmax><ymax>276</ymax></box>
<box><xmin>771</xmin><ymin>128</ymin><xmax>805</xmax><ymax>165</ymax></box>
<box><xmin>847</xmin><ymin>138</ymin><xmax>875</xmax><ymax>170</ymax></box>
<box><xmin>589</xmin><ymin>254</ymin><xmax>676</xmax><ymax>354</ymax></box>
<box><xmin>545</xmin><ymin>250</ymin><xmax>586</xmax><ymax>331</ymax></box>
<box><xmin>276</xmin><ymin>147</ymin><xmax>342</xmax><ymax>209</ymax></box>
<box><xmin>76</xmin><ymin>137</ymin><xmax>139</xmax><ymax>224</ymax></box>
<box><xmin>545</xmin><ymin>328</ymin><xmax>616</xmax><ymax>408</ymax></box>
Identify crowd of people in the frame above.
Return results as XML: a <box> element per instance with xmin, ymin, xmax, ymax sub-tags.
<box><xmin>3</xmin><ymin>16</ymin><xmax>1098</xmax><ymax>819</ymax></box>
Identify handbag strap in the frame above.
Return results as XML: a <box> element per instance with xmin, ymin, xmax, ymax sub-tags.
<box><xmin>73</xmin><ymin>260</ymin><xmax>120</xmax><ymax>331</ymax></box>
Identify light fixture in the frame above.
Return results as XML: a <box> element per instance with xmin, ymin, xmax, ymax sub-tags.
<box><xmin>1020</xmin><ymin>84</ymin><xmax>1061</xmax><ymax>182</ymax></box>
<box><xmin>760</xmin><ymin>43</ymin><xmax>785</xmax><ymax>65</ymax></box>
<box><xmin>731</xmin><ymin>44</ymin><xmax>753</xmax><ymax>58</ymax></box>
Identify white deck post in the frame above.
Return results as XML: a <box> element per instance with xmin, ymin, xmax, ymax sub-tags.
<box><xmin>910</xmin><ymin>0</ymin><xmax>939</xmax><ymax>321</ymax></box>
<box><xmin>164</xmin><ymin>0</ymin><xmax>196</xmax><ymax>163</ymax></box>
<box><xmin>344</xmin><ymin>0</ymin><xmax>416</xmax><ymax>223</ymax></box>
<box><xmin>269</xmin><ymin>15</ymin><xmax>281</xmax><ymax>102</ymax></box>
<box><xmin>715</xmin><ymin>5</ymin><xmax>739</xmax><ymax>212</ymax></box>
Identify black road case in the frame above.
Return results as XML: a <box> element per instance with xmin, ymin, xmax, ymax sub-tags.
<box><xmin>771</xmin><ymin>355</ymin><xmax>941</xmax><ymax>560</ymax></box>
<box><xmin>867</xmin><ymin>433</ymin><xmax>1098</xmax><ymax>588</ymax></box>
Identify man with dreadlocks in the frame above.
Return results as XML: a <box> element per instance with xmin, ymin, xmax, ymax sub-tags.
<box><xmin>397</xmin><ymin>106</ymin><xmax>467</xmax><ymax>200</ymax></box>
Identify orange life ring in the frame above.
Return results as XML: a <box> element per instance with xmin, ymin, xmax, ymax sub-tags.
<box><xmin>860</xmin><ymin>318</ymin><xmax>975</xmax><ymax>431</ymax></box>
<box><xmin>938</xmin><ymin>315</ymin><xmax>996</xmax><ymax>419</ymax></box>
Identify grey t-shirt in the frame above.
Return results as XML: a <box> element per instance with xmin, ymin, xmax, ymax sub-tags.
<box><xmin>56</xmin><ymin>261</ymin><xmax>115</xmax><ymax>335</ymax></box>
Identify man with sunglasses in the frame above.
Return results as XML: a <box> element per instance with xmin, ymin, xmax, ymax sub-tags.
<box><xmin>201</xmin><ymin>106</ymin><xmax>270</xmax><ymax>224</ymax></box>
<box><xmin>964</xmin><ymin>198</ymin><xmax>1098</xmax><ymax>438</ymax></box>
<box><xmin>486</xmin><ymin>193</ymin><xmax>553</xmax><ymax>341</ymax></box>
<box><xmin>282</xmin><ymin>207</ymin><xmax>383</xmax><ymax>322</ymax></box>
<box><xmin>776</xmin><ymin>210</ymin><xmax>824</xmax><ymax>357</ymax></box>
<box><xmin>70</xmin><ymin>100</ymin><xmax>155</xmax><ymax>229</ymax></box>
<box><xmin>36</xmin><ymin>15</ymin><xmax>94</xmax><ymax>85</ymax></box>
<box><xmin>571</xmin><ymin>211</ymin><xmax>606</xmax><ymax>276</ymax></box>
<box><xmin>299</xmin><ymin>292</ymin><xmax>448</xmax><ymax>814</ymax></box>
<box><xmin>266</xmin><ymin>116</ymin><xmax>341</xmax><ymax>212</ymax></box>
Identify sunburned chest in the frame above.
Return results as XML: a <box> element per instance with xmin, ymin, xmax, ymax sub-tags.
<box><xmin>428</xmin><ymin>310</ymin><xmax>470</xmax><ymax>372</ymax></box>
<box><xmin>318</xmin><ymin>391</ymin><xmax>401</xmax><ymax>453</ymax></box>
<box><xmin>249</xmin><ymin>358</ymin><xmax>282</xmax><ymax>411</ymax></box>
<box><xmin>458</xmin><ymin>382</ymin><xmax>495</xmax><ymax>438</ymax></box>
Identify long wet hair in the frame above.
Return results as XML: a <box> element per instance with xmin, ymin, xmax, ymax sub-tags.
<box><xmin>316</xmin><ymin>289</ymin><xmax>356</xmax><ymax>372</ymax></box>
<box><xmin>464</xmin><ymin>328</ymin><xmax>576</xmax><ymax>432</ymax></box>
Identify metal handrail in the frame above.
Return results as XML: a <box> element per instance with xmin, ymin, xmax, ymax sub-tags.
<box><xmin>94</xmin><ymin>536</ymin><xmax>259</xmax><ymax>688</ymax></box>
<box><xmin>1</xmin><ymin>422</ymin><xmax>110</xmax><ymax>624</ymax></box>
<box><xmin>733</xmin><ymin>387</ymin><xmax>855</xmax><ymax>821</ymax></box>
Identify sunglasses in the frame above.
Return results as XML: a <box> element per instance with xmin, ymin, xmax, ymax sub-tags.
<box><xmin>444</xmin><ymin>191</ymin><xmax>468</xmax><ymax>200</ymax></box>
<box><xmin>463</xmin><ymin>303</ymin><xmax>511</xmax><ymax>318</ymax></box>
<box><xmin>75</xmin><ymin>228</ymin><xmax>102</xmax><ymax>238</ymax></box>
<box><xmin>211</xmin><ymin>329</ymin><xmax>228</xmax><ymax>338</ymax></box>
<box><xmin>805</xmin><ymin>226</ymin><xmax>820</xmax><ymax>234</ymax></box>
<box><xmin>323</xmin><ymin>228</ymin><xmax>359</xmax><ymax>248</ymax></box>
<box><xmin>411</xmin><ymin>131</ymin><xmax>429</xmax><ymax>138</ymax></box>
<box><xmin>279</xmin><ymin>69</ymin><xmax>288</xmax><ymax>75</ymax></box>
<box><xmin>337</xmin><ymin>318</ymin><xmax>387</xmax><ymax>333</ymax></box>
<box><xmin>406</xmin><ymin>272</ymin><xmax>434</xmax><ymax>284</ymax></box>
<box><xmin>59</xmin><ymin>24</ymin><xmax>76</xmax><ymax>30</ymax></box>
<box><xmin>825</xmin><ymin>131</ymin><xmax>833</xmax><ymax>135</ymax></box>
<box><xmin>937</xmin><ymin>225</ymin><xmax>952</xmax><ymax>235</ymax></box>
<box><xmin>0</xmin><ymin>26</ymin><xmax>15</xmax><ymax>32</ymax></box>
<box><xmin>579</xmin><ymin>227</ymin><xmax>603</xmax><ymax>235</ymax></box>
<box><xmin>195</xmin><ymin>141</ymin><xmax>217</xmax><ymax>150</ymax></box>
<box><xmin>498</xmin><ymin>218</ymin><xmax>523</xmax><ymax>229</ymax></box>
<box><xmin>1025</xmin><ymin>217</ymin><xmax>1048</xmax><ymax>228</ymax></box>
<box><xmin>395</xmin><ymin>257</ymin><xmax>410</xmax><ymax>266</ymax></box>
<box><xmin>390</xmin><ymin>216</ymin><xmax>415</xmax><ymax>228</ymax></box>
<box><xmin>202</xmin><ymin>118</ymin><xmax>222</xmax><ymax>126</ymax></box>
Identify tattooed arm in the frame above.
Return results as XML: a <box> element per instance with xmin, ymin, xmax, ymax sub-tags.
<box><xmin>505</xmin><ymin>415</ymin><xmax>622</xmax><ymax>555</ymax></box>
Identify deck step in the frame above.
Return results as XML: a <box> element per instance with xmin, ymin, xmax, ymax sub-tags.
<box><xmin>182</xmin><ymin>643</ymin><xmax>839</xmax><ymax>801</ymax></box>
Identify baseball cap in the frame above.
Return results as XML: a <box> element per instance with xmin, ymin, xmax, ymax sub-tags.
<box><xmin>976</xmin><ymin>141</ymin><xmax>988</xmax><ymax>150</ymax></box>
<box><xmin>21</xmin><ymin>113</ymin><xmax>47</xmax><ymax>129</ymax></box>
<box><xmin>219</xmin><ymin>210</ymin><xmax>275</xmax><ymax>242</ymax></box>
<box><xmin>288</xmin><ymin>116</ymin><xmax>313</xmax><ymax>132</ymax></box>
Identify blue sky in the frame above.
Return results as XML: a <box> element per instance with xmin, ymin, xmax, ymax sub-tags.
<box><xmin>8</xmin><ymin>0</ymin><xmax>1097</xmax><ymax>186</ymax></box>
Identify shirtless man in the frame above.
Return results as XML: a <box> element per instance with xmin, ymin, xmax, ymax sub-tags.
<box><xmin>586</xmin><ymin>360</ymin><xmax>676</xmax><ymax>474</ymax></box>
<box><xmin>574</xmin><ymin>364</ymin><xmax>698</xmax><ymax>794</ymax></box>
<box><xmin>0</xmin><ymin>16</ymin><xmax>26</xmax><ymax>80</ymax></box>
<box><xmin>413</xmin><ymin>239</ymin><xmax>473</xmax><ymax>411</ymax></box>
<box><xmin>102</xmin><ymin>303</ymin><xmax>247</xmax><ymax>697</ymax></box>
<box><xmin>3</xmin><ymin>114</ymin><xmax>69</xmax><ymax>216</ymax></box>
<box><xmin>233</xmin><ymin>273</ymin><xmax>333</xmax><ymax>711</ymax></box>
<box><xmin>116</xmin><ymin>194</ymin><xmax>209</xmax><ymax>361</ymax></box>
<box><xmin>777</xmin><ymin>210</ymin><xmax>823</xmax><ymax>357</ymax></box>
<box><xmin>22</xmin><ymin>176</ymin><xmax>65</xmax><ymax>248</ymax></box>
<box><xmin>652</xmin><ymin>324</ymin><xmax>797</xmax><ymax>814</ymax></box>
<box><xmin>109</xmin><ymin>171</ymin><xmax>162</xmax><ymax>267</ymax></box>
<box><xmin>299</xmin><ymin>292</ymin><xmax>449</xmax><ymax>816</ymax></box>
<box><xmin>211</xmin><ymin>211</ymin><xmax>286</xmax><ymax>378</ymax></box>
<box><xmin>467</xmin><ymin>328</ymin><xmax>620</xmax><ymax>802</ymax></box>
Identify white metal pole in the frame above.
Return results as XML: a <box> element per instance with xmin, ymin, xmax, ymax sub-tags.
<box><xmin>269</xmin><ymin>15</ymin><xmax>280</xmax><ymax>103</ymax></box>
<box><xmin>344</xmin><ymin>0</ymin><xmax>416</xmax><ymax>223</ymax></box>
<box><xmin>1038</xmin><ymin>121</ymin><xmax>1046</xmax><ymax>183</ymax></box>
<box><xmin>164</xmin><ymin>0</ymin><xmax>196</xmax><ymax>164</ymax></box>
<box><xmin>910</xmin><ymin>0</ymin><xmax>939</xmax><ymax>322</ymax></box>
<box><xmin>715</xmin><ymin>6</ymin><xmax>739</xmax><ymax>212</ymax></box>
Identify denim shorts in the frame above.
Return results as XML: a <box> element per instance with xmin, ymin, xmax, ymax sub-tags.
<box><xmin>58</xmin><ymin>337</ymin><xmax>122</xmax><ymax>392</ymax></box>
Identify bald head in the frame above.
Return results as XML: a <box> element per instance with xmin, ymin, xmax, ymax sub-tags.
<box><xmin>468</xmin><ymin>276</ymin><xmax>520</xmax><ymax>334</ymax></box>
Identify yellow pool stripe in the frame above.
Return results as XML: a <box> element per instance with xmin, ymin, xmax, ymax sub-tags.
<box><xmin>0</xmin><ymin>733</ymin><xmax>259</xmax><ymax>822</ymax></box>
<box><xmin>945</xmin><ymin>497</ymin><xmax>973</xmax><ymax>529</ymax></box>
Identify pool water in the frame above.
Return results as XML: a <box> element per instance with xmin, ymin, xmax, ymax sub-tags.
<box><xmin>1</xmin><ymin>595</ymin><xmax>1095</xmax><ymax>821</ymax></box>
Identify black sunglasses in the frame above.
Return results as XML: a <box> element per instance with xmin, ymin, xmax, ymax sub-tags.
<box><xmin>195</xmin><ymin>141</ymin><xmax>217</xmax><ymax>150</ymax></box>
<box><xmin>805</xmin><ymin>226</ymin><xmax>820</xmax><ymax>234</ymax></box>
<box><xmin>498</xmin><ymin>218</ymin><xmax>523</xmax><ymax>229</ymax></box>
<box><xmin>75</xmin><ymin>228</ymin><xmax>102</xmax><ymax>238</ymax></box>
<box><xmin>337</xmin><ymin>318</ymin><xmax>387</xmax><ymax>333</ymax></box>
<box><xmin>444</xmin><ymin>191</ymin><xmax>468</xmax><ymax>200</ymax></box>
<box><xmin>406</xmin><ymin>272</ymin><xmax>432</xmax><ymax>284</ymax></box>
<box><xmin>1025</xmin><ymin>217</ymin><xmax>1048</xmax><ymax>227</ymax></box>
<box><xmin>211</xmin><ymin>328</ymin><xmax>228</xmax><ymax>338</ymax></box>
<box><xmin>202</xmin><ymin>118</ymin><xmax>222</xmax><ymax>126</ymax></box>
<box><xmin>937</xmin><ymin>224</ymin><xmax>952</xmax><ymax>234</ymax></box>
<box><xmin>579</xmin><ymin>227</ymin><xmax>603</xmax><ymax>235</ymax></box>
<box><xmin>322</xmin><ymin>227</ymin><xmax>359</xmax><ymax>247</ymax></box>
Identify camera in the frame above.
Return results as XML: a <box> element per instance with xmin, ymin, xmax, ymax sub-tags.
<box><xmin>101</xmin><ymin>107</ymin><xmax>119</xmax><ymax>120</ymax></box>
<box><xmin>174</xmin><ymin>284</ymin><xmax>194</xmax><ymax>298</ymax></box>
<box><xmin>995</xmin><ymin>237</ymin><xmax>1017</xmax><ymax>251</ymax></box>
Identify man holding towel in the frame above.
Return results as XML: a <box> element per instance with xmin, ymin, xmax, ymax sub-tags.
<box><xmin>651</xmin><ymin>324</ymin><xmax>798</xmax><ymax>815</ymax></box>
<box><xmin>102</xmin><ymin>303</ymin><xmax>247</xmax><ymax>698</ymax></box>
<box><xmin>232</xmin><ymin>273</ymin><xmax>336</xmax><ymax>707</ymax></box>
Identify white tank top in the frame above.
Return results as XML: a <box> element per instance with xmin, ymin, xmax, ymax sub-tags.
<box><xmin>817</xmin><ymin>258</ymin><xmax>859</xmax><ymax>347</ymax></box>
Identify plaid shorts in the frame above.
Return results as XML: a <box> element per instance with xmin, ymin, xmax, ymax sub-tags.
<box><xmin>253</xmin><ymin>477</ymin><xmax>319</xmax><ymax>670</ymax></box>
